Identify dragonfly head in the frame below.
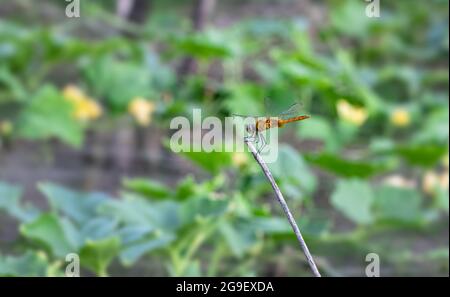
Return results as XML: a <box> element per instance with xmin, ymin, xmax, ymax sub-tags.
<box><xmin>245</xmin><ymin>124</ymin><xmax>256</xmax><ymax>134</ymax></box>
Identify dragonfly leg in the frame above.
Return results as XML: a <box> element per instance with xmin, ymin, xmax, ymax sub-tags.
<box><xmin>257</xmin><ymin>133</ymin><xmax>267</xmax><ymax>154</ymax></box>
<box><xmin>244</xmin><ymin>129</ymin><xmax>257</xmax><ymax>143</ymax></box>
<box><xmin>245</xmin><ymin>130</ymin><xmax>259</xmax><ymax>143</ymax></box>
<box><xmin>244</xmin><ymin>135</ymin><xmax>254</xmax><ymax>143</ymax></box>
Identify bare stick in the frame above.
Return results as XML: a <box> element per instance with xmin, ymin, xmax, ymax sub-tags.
<box><xmin>245</xmin><ymin>139</ymin><xmax>321</xmax><ymax>277</ymax></box>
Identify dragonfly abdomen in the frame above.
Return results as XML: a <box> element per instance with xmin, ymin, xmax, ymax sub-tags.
<box><xmin>278</xmin><ymin>115</ymin><xmax>310</xmax><ymax>126</ymax></box>
<box><xmin>255</xmin><ymin>116</ymin><xmax>309</xmax><ymax>132</ymax></box>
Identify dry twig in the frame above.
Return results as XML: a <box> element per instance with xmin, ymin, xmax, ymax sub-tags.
<box><xmin>245</xmin><ymin>139</ymin><xmax>321</xmax><ymax>277</ymax></box>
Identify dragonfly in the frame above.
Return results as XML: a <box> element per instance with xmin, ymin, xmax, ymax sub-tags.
<box><xmin>232</xmin><ymin>100</ymin><xmax>310</xmax><ymax>153</ymax></box>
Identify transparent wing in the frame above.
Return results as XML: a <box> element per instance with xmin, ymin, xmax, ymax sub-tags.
<box><xmin>231</xmin><ymin>113</ymin><xmax>259</xmax><ymax>118</ymax></box>
<box><xmin>231</xmin><ymin>97</ymin><xmax>267</xmax><ymax>118</ymax></box>
<box><xmin>232</xmin><ymin>99</ymin><xmax>303</xmax><ymax>119</ymax></box>
<box><xmin>278</xmin><ymin>102</ymin><xmax>304</xmax><ymax>119</ymax></box>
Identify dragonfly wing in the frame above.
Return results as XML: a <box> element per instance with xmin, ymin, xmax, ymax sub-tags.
<box><xmin>231</xmin><ymin>114</ymin><xmax>260</xmax><ymax>118</ymax></box>
<box><xmin>278</xmin><ymin>102</ymin><xmax>304</xmax><ymax>119</ymax></box>
<box><xmin>233</xmin><ymin>101</ymin><xmax>304</xmax><ymax>119</ymax></box>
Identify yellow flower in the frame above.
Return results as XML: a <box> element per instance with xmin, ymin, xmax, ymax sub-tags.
<box><xmin>63</xmin><ymin>85</ymin><xmax>102</xmax><ymax>122</ymax></box>
<box><xmin>383</xmin><ymin>174</ymin><xmax>416</xmax><ymax>189</ymax></box>
<box><xmin>232</xmin><ymin>152</ymin><xmax>249</xmax><ymax>168</ymax></box>
<box><xmin>390</xmin><ymin>108</ymin><xmax>410</xmax><ymax>127</ymax></box>
<box><xmin>423</xmin><ymin>170</ymin><xmax>448</xmax><ymax>195</ymax></box>
<box><xmin>336</xmin><ymin>99</ymin><xmax>368</xmax><ymax>126</ymax></box>
<box><xmin>63</xmin><ymin>85</ymin><xmax>85</xmax><ymax>104</ymax></box>
<box><xmin>423</xmin><ymin>171</ymin><xmax>439</xmax><ymax>195</ymax></box>
<box><xmin>0</xmin><ymin>121</ymin><xmax>13</xmax><ymax>135</ymax></box>
<box><xmin>128</xmin><ymin>97</ymin><xmax>156</xmax><ymax>126</ymax></box>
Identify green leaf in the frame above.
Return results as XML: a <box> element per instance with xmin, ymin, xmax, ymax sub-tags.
<box><xmin>374</xmin><ymin>186</ymin><xmax>423</xmax><ymax>223</ymax></box>
<box><xmin>38</xmin><ymin>182</ymin><xmax>109</xmax><ymax>224</ymax></box>
<box><xmin>305</xmin><ymin>153</ymin><xmax>392</xmax><ymax>178</ymax></box>
<box><xmin>280</xmin><ymin>61</ymin><xmax>332</xmax><ymax>90</ymax></box>
<box><xmin>180</xmin><ymin>151</ymin><xmax>232</xmax><ymax>174</ymax></box>
<box><xmin>393</xmin><ymin>144</ymin><xmax>448</xmax><ymax>168</ymax></box>
<box><xmin>0</xmin><ymin>251</ymin><xmax>49</xmax><ymax>276</ymax></box>
<box><xmin>252</xmin><ymin>215</ymin><xmax>330</xmax><ymax>238</ymax></box>
<box><xmin>79</xmin><ymin>237</ymin><xmax>120</xmax><ymax>276</ymax></box>
<box><xmin>297</xmin><ymin>211</ymin><xmax>332</xmax><ymax>237</ymax></box>
<box><xmin>16</xmin><ymin>85</ymin><xmax>83</xmax><ymax>147</ymax></box>
<box><xmin>297</xmin><ymin>116</ymin><xmax>339</xmax><ymax>152</ymax></box>
<box><xmin>83</xmin><ymin>56</ymin><xmax>152</xmax><ymax>112</ymax></box>
<box><xmin>0</xmin><ymin>181</ymin><xmax>38</xmax><ymax>222</ymax></box>
<box><xmin>269</xmin><ymin>145</ymin><xmax>317</xmax><ymax>198</ymax></box>
<box><xmin>219</xmin><ymin>221</ymin><xmax>258</xmax><ymax>258</ymax></box>
<box><xmin>99</xmin><ymin>195</ymin><xmax>181</xmax><ymax>231</ymax></box>
<box><xmin>223</xmin><ymin>83</ymin><xmax>265</xmax><ymax>116</ymax></box>
<box><xmin>0</xmin><ymin>181</ymin><xmax>22</xmax><ymax>210</ymax></box>
<box><xmin>0</xmin><ymin>67</ymin><xmax>28</xmax><ymax>101</ymax></box>
<box><xmin>434</xmin><ymin>188</ymin><xmax>449</xmax><ymax>213</ymax></box>
<box><xmin>174</xmin><ymin>31</ymin><xmax>233</xmax><ymax>60</ymax></box>
<box><xmin>174</xmin><ymin>175</ymin><xmax>197</xmax><ymax>200</ymax></box>
<box><xmin>182</xmin><ymin>261</ymin><xmax>202</xmax><ymax>277</ymax></box>
<box><xmin>20</xmin><ymin>214</ymin><xmax>77</xmax><ymax>257</ymax></box>
<box><xmin>120</xmin><ymin>233</ymin><xmax>175</xmax><ymax>266</ymax></box>
<box><xmin>369</xmin><ymin>138</ymin><xmax>396</xmax><ymax>153</ymax></box>
<box><xmin>251</xmin><ymin>217</ymin><xmax>290</xmax><ymax>234</ymax></box>
<box><xmin>330</xmin><ymin>1</ymin><xmax>372</xmax><ymax>38</ymax></box>
<box><xmin>117</xmin><ymin>225</ymin><xmax>155</xmax><ymax>244</ymax></box>
<box><xmin>414</xmin><ymin>107</ymin><xmax>449</xmax><ymax>143</ymax></box>
<box><xmin>123</xmin><ymin>178</ymin><xmax>171</xmax><ymax>199</ymax></box>
<box><xmin>80</xmin><ymin>217</ymin><xmax>118</xmax><ymax>241</ymax></box>
<box><xmin>180</xmin><ymin>196</ymin><xmax>229</xmax><ymax>226</ymax></box>
<box><xmin>331</xmin><ymin>179</ymin><xmax>374</xmax><ymax>225</ymax></box>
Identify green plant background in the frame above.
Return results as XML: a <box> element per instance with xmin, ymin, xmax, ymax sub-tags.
<box><xmin>0</xmin><ymin>0</ymin><xmax>448</xmax><ymax>276</ymax></box>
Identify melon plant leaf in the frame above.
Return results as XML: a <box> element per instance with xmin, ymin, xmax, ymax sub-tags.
<box><xmin>79</xmin><ymin>237</ymin><xmax>120</xmax><ymax>276</ymax></box>
<box><xmin>16</xmin><ymin>85</ymin><xmax>83</xmax><ymax>147</ymax></box>
<box><xmin>20</xmin><ymin>214</ymin><xmax>77</xmax><ymax>258</ymax></box>
<box><xmin>331</xmin><ymin>179</ymin><xmax>374</xmax><ymax>225</ymax></box>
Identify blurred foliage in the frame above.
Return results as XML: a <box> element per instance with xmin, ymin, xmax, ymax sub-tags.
<box><xmin>0</xmin><ymin>0</ymin><xmax>448</xmax><ymax>276</ymax></box>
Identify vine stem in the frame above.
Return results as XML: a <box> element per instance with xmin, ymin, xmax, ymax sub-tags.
<box><xmin>245</xmin><ymin>139</ymin><xmax>321</xmax><ymax>277</ymax></box>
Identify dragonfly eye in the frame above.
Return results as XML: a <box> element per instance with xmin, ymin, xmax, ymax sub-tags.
<box><xmin>245</xmin><ymin>125</ymin><xmax>254</xmax><ymax>133</ymax></box>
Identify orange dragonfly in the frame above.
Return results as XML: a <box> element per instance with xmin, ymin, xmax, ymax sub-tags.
<box><xmin>233</xmin><ymin>100</ymin><xmax>310</xmax><ymax>153</ymax></box>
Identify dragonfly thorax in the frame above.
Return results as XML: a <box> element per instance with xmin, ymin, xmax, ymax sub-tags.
<box><xmin>255</xmin><ymin>117</ymin><xmax>279</xmax><ymax>132</ymax></box>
